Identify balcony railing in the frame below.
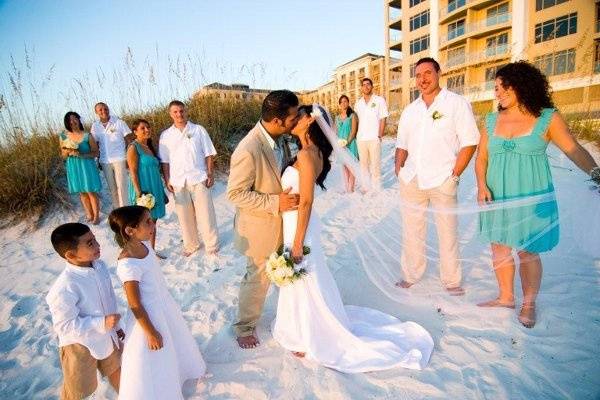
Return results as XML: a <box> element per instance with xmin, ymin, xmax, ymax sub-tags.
<box><xmin>440</xmin><ymin>45</ymin><xmax>511</xmax><ymax>70</ymax></box>
<box><xmin>440</xmin><ymin>13</ymin><xmax>511</xmax><ymax>46</ymax></box>
<box><xmin>440</xmin><ymin>0</ymin><xmax>476</xmax><ymax>19</ymax></box>
<box><xmin>390</xmin><ymin>32</ymin><xmax>403</xmax><ymax>43</ymax></box>
<box><xmin>389</xmin><ymin>9</ymin><xmax>402</xmax><ymax>21</ymax></box>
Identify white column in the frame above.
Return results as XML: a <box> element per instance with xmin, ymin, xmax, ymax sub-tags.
<box><xmin>511</xmin><ymin>0</ymin><xmax>528</xmax><ymax>60</ymax></box>
<box><xmin>430</xmin><ymin>0</ymin><xmax>440</xmax><ymax>61</ymax></box>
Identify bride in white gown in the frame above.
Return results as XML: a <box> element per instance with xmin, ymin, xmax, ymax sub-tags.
<box><xmin>271</xmin><ymin>105</ymin><xmax>434</xmax><ymax>373</ymax></box>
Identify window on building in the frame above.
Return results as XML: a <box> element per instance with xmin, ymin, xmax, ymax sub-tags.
<box><xmin>486</xmin><ymin>32</ymin><xmax>509</xmax><ymax>57</ymax></box>
<box><xmin>410</xmin><ymin>87</ymin><xmax>420</xmax><ymax>102</ymax></box>
<box><xmin>410</xmin><ymin>35</ymin><xmax>430</xmax><ymax>55</ymax></box>
<box><xmin>535</xmin><ymin>13</ymin><xmax>577</xmax><ymax>43</ymax></box>
<box><xmin>410</xmin><ymin>10</ymin><xmax>430</xmax><ymax>31</ymax></box>
<box><xmin>447</xmin><ymin>46</ymin><xmax>466</xmax><ymax>67</ymax></box>
<box><xmin>485</xmin><ymin>64</ymin><xmax>506</xmax><ymax>90</ymax></box>
<box><xmin>486</xmin><ymin>3</ymin><xmax>509</xmax><ymax>26</ymax></box>
<box><xmin>448</xmin><ymin>19</ymin><xmax>465</xmax><ymax>41</ymax></box>
<box><xmin>534</xmin><ymin>48</ymin><xmax>575</xmax><ymax>76</ymax></box>
<box><xmin>409</xmin><ymin>0</ymin><xmax>424</xmax><ymax>7</ymax></box>
<box><xmin>409</xmin><ymin>63</ymin><xmax>416</xmax><ymax>78</ymax></box>
<box><xmin>448</xmin><ymin>0</ymin><xmax>466</xmax><ymax>14</ymax></box>
<box><xmin>536</xmin><ymin>0</ymin><xmax>568</xmax><ymax>11</ymax></box>
<box><xmin>595</xmin><ymin>41</ymin><xmax>600</xmax><ymax>73</ymax></box>
<box><xmin>447</xmin><ymin>74</ymin><xmax>465</xmax><ymax>94</ymax></box>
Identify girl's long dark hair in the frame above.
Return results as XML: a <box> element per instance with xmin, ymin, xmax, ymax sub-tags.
<box><xmin>297</xmin><ymin>105</ymin><xmax>333</xmax><ymax>190</ymax></box>
<box><xmin>131</xmin><ymin>119</ymin><xmax>158</xmax><ymax>158</ymax></box>
<box><xmin>496</xmin><ymin>61</ymin><xmax>555</xmax><ymax>117</ymax></box>
<box><xmin>338</xmin><ymin>95</ymin><xmax>354</xmax><ymax>118</ymax></box>
<box><xmin>108</xmin><ymin>206</ymin><xmax>147</xmax><ymax>248</ymax></box>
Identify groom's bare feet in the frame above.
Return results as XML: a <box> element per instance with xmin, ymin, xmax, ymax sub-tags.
<box><xmin>395</xmin><ymin>280</ymin><xmax>413</xmax><ymax>289</ymax></box>
<box><xmin>292</xmin><ymin>351</ymin><xmax>305</xmax><ymax>358</ymax></box>
<box><xmin>236</xmin><ymin>332</ymin><xmax>259</xmax><ymax>349</ymax></box>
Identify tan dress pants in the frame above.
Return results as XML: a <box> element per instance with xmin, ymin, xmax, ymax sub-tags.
<box><xmin>399</xmin><ymin>177</ymin><xmax>461</xmax><ymax>288</ymax></box>
<box><xmin>101</xmin><ymin>160</ymin><xmax>128</xmax><ymax>208</ymax></box>
<box><xmin>173</xmin><ymin>181</ymin><xmax>219</xmax><ymax>253</ymax></box>
<box><xmin>357</xmin><ymin>139</ymin><xmax>382</xmax><ymax>190</ymax></box>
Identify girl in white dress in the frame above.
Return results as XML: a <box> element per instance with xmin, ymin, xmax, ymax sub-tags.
<box><xmin>109</xmin><ymin>206</ymin><xmax>206</xmax><ymax>399</ymax></box>
<box><xmin>271</xmin><ymin>105</ymin><xmax>434</xmax><ymax>373</ymax></box>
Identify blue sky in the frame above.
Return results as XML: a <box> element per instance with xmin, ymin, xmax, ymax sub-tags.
<box><xmin>0</xmin><ymin>0</ymin><xmax>384</xmax><ymax>120</ymax></box>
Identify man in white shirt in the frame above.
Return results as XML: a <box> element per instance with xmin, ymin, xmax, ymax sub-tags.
<box><xmin>354</xmin><ymin>77</ymin><xmax>389</xmax><ymax>191</ymax></box>
<box><xmin>91</xmin><ymin>102</ymin><xmax>131</xmax><ymax>208</ymax></box>
<box><xmin>46</xmin><ymin>222</ymin><xmax>123</xmax><ymax>399</ymax></box>
<box><xmin>394</xmin><ymin>57</ymin><xmax>479</xmax><ymax>295</ymax></box>
<box><xmin>159</xmin><ymin>100</ymin><xmax>219</xmax><ymax>256</ymax></box>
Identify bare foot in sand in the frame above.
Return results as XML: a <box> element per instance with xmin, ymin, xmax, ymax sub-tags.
<box><xmin>518</xmin><ymin>303</ymin><xmax>536</xmax><ymax>328</ymax></box>
<box><xmin>292</xmin><ymin>351</ymin><xmax>305</xmax><ymax>358</ymax></box>
<box><xmin>183</xmin><ymin>247</ymin><xmax>199</xmax><ymax>257</ymax></box>
<box><xmin>446</xmin><ymin>286</ymin><xmax>465</xmax><ymax>296</ymax></box>
<box><xmin>395</xmin><ymin>280</ymin><xmax>413</xmax><ymax>289</ymax></box>
<box><xmin>237</xmin><ymin>332</ymin><xmax>259</xmax><ymax>349</ymax></box>
<box><xmin>477</xmin><ymin>298</ymin><xmax>515</xmax><ymax>308</ymax></box>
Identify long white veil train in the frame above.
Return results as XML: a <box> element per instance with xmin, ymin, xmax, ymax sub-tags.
<box><xmin>310</xmin><ymin>103</ymin><xmax>600</xmax><ymax>304</ymax></box>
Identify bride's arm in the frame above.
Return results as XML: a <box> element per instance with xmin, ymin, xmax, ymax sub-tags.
<box><xmin>291</xmin><ymin>151</ymin><xmax>317</xmax><ymax>262</ymax></box>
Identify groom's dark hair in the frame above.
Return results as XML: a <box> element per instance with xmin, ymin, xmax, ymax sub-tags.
<box><xmin>261</xmin><ymin>90</ymin><xmax>299</xmax><ymax>122</ymax></box>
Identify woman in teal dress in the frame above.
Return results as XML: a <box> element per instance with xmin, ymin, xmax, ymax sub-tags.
<box><xmin>59</xmin><ymin>111</ymin><xmax>102</xmax><ymax>224</ymax></box>
<box><xmin>335</xmin><ymin>95</ymin><xmax>359</xmax><ymax>192</ymax></box>
<box><xmin>476</xmin><ymin>61</ymin><xmax>599</xmax><ymax>328</ymax></box>
<box><xmin>126</xmin><ymin>119</ymin><xmax>166</xmax><ymax>251</ymax></box>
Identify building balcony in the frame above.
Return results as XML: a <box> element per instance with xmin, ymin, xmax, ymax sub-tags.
<box><xmin>440</xmin><ymin>45</ymin><xmax>511</xmax><ymax>72</ymax></box>
<box><xmin>440</xmin><ymin>0</ymin><xmax>503</xmax><ymax>24</ymax></box>
<box><xmin>388</xmin><ymin>0</ymin><xmax>402</xmax><ymax>9</ymax></box>
<box><xmin>389</xmin><ymin>32</ymin><xmax>403</xmax><ymax>52</ymax></box>
<box><xmin>439</xmin><ymin>13</ymin><xmax>511</xmax><ymax>49</ymax></box>
<box><xmin>389</xmin><ymin>78</ymin><xmax>402</xmax><ymax>91</ymax></box>
<box><xmin>389</xmin><ymin>58</ymin><xmax>403</xmax><ymax>71</ymax></box>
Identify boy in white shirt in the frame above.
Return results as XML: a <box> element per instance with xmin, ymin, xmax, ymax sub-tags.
<box><xmin>46</xmin><ymin>223</ymin><xmax>124</xmax><ymax>400</ymax></box>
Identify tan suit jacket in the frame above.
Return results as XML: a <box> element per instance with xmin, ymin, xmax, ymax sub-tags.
<box><xmin>227</xmin><ymin>122</ymin><xmax>284</xmax><ymax>259</ymax></box>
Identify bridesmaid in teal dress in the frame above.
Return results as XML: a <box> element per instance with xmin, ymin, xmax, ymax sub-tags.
<box><xmin>126</xmin><ymin>119</ymin><xmax>166</xmax><ymax>252</ymax></box>
<box><xmin>475</xmin><ymin>61</ymin><xmax>599</xmax><ymax>328</ymax></box>
<box><xmin>59</xmin><ymin>111</ymin><xmax>102</xmax><ymax>224</ymax></box>
<box><xmin>335</xmin><ymin>95</ymin><xmax>359</xmax><ymax>192</ymax></box>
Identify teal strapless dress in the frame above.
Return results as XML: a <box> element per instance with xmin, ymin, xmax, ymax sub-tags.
<box><xmin>335</xmin><ymin>114</ymin><xmax>359</xmax><ymax>160</ymax></box>
<box><xmin>128</xmin><ymin>142</ymin><xmax>166</xmax><ymax>219</ymax></box>
<box><xmin>61</xmin><ymin>132</ymin><xmax>102</xmax><ymax>194</ymax></box>
<box><xmin>479</xmin><ymin>108</ymin><xmax>559</xmax><ymax>253</ymax></box>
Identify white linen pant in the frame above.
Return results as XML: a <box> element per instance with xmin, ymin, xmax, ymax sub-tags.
<box><xmin>173</xmin><ymin>181</ymin><xmax>219</xmax><ymax>254</ymax></box>
<box><xmin>357</xmin><ymin>139</ymin><xmax>382</xmax><ymax>190</ymax></box>
<box><xmin>101</xmin><ymin>161</ymin><xmax>128</xmax><ymax>209</ymax></box>
<box><xmin>399</xmin><ymin>177</ymin><xmax>461</xmax><ymax>288</ymax></box>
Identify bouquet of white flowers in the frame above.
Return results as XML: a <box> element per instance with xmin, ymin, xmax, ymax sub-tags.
<box><xmin>136</xmin><ymin>193</ymin><xmax>156</xmax><ymax>210</ymax></box>
<box><xmin>265</xmin><ymin>245</ymin><xmax>310</xmax><ymax>287</ymax></box>
<box><xmin>337</xmin><ymin>138</ymin><xmax>348</xmax><ymax>147</ymax></box>
<box><xmin>61</xmin><ymin>137</ymin><xmax>79</xmax><ymax>150</ymax></box>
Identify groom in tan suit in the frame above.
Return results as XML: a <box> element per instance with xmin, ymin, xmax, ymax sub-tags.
<box><xmin>227</xmin><ymin>90</ymin><xmax>302</xmax><ymax>349</ymax></box>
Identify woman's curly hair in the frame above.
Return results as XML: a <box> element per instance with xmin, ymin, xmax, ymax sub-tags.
<box><xmin>496</xmin><ymin>61</ymin><xmax>555</xmax><ymax>117</ymax></box>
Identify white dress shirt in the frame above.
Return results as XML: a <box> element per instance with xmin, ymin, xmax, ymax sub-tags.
<box><xmin>354</xmin><ymin>94</ymin><xmax>389</xmax><ymax>141</ymax></box>
<box><xmin>91</xmin><ymin>116</ymin><xmax>131</xmax><ymax>163</ymax></box>
<box><xmin>258</xmin><ymin>121</ymin><xmax>283</xmax><ymax>171</ymax></box>
<box><xmin>396</xmin><ymin>88</ymin><xmax>480</xmax><ymax>190</ymax></box>
<box><xmin>158</xmin><ymin>121</ymin><xmax>217</xmax><ymax>188</ymax></box>
<box><xmin>46</xmin><ymin>260</ymin><xmax>120</xmax><ymax>359</ymax></box>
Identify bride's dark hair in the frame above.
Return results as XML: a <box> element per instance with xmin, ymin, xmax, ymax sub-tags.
<box><xmin>297</xmin><ymin>105</ymin><xmax>333</xmax><ymax>190</ymax></box>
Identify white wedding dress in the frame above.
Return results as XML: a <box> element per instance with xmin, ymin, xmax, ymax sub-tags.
<box><xmin>272</xmin><ymin>166</ymin><xmax>434</xmax><ymax>373</ymax></box>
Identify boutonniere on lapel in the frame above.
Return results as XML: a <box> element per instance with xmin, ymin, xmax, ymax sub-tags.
<box><xmin>432</xmin><ymin>111</ymin><xmax>443</xmax><ymax>121</ymax></box>
<box><xmin>108</xmin><ymin>127</ymin><xmax>116</xmax><ymax>133</ymax></box>
<box><xmin>370</xmin><ymin>102</ymin><xmax>376</xmax><ymax>108</ymax></box>
<box><xmin>184</xmin><ymin>129</ymin><xmax>193</xmax><ymax>139</ymax></box>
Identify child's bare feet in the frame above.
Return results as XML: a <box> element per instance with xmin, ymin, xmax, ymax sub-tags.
<box><xmin>477</xmin><ymin>298</ymin><xmax>515</xmax><ymax>308</ymax></box>
<box><xmin>395</xmin><ymin>280</ymin><xmax>413</xmax><ymax>289</ymax></box>
<box><xmin>292</xmin><ymin>351</ymin><xmax>305</xmax><ymax>358</ymax></box>
<box><xmin>518</xmin><ymin>303</ymin><xmax>536</xmax><ymax>328</ymax></box>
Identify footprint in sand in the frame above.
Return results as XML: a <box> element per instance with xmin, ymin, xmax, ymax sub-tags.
<box><xmin>10</xmin><ymin>296</ymin><xmax>37</xmax><ymax>318</ymax></box>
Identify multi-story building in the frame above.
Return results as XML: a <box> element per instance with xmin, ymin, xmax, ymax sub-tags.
<box><xmin>300</xmin><ymin>53</ymin><xmax>401</xmax><ymax>115</ymax></box>
<box><xmin>385</xmin><ymin>0</ymin><xmax>600</xmax><ymax>116</ymax></box>
<box><xmin>195</xmin><ymin>82</ymin><xmax>270</xmax><ymax>101</ymax></box>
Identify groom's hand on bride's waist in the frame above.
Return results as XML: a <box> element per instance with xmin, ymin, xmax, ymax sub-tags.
<box><xmin>279</xmin><ymin>187</ymin><xmax>299</xmax><ymax>212</ymax></box>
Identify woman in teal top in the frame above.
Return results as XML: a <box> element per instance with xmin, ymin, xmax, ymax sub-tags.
<box><xmin>127</xmin><ymin>119</ymin><xmax>166</xmax><ymax>251</ymax></box>
<box><xmin>59</xmin><ymin>111</ymin><xmax>102</xmax><ymax>224</ymax></box>
<box><xmin>476</xmin><ymin>61</ymin><xmax>599</xmax><ymax>328</ymax></box>
<box><xmin>335</xmin><ymin>95</ymin><xmax>359</xmax><ymax>193</ymax></box>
